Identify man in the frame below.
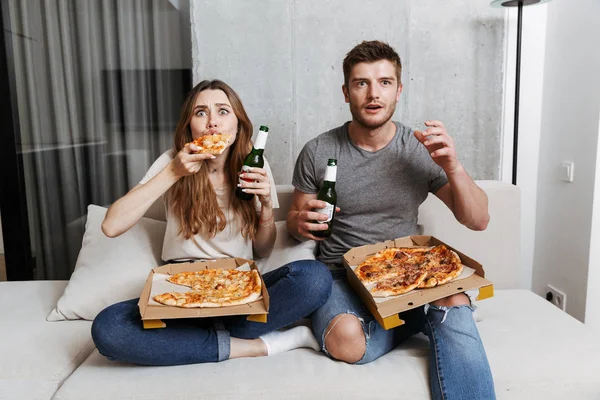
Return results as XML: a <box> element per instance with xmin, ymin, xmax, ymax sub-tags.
<box><xmin>287</xmin><ymin>40</ymin><xmax>495</xmax><ymax>400</ymax></box>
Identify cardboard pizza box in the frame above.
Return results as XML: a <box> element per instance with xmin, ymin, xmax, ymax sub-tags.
<box><xmin>138</xmin><ymin>257</ymin><xmax>269</xmax><ymax>329</ymax></box>
<box><xmin>343</xmin><ymin>235</ymin><xmax>494</xmax><ymax>330</ymax></box>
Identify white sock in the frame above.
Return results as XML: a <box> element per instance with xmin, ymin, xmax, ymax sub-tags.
<box><xmin>260</xmin><ymin>326</ymin><xmax>320</xmax><ymax>356</ymax></box>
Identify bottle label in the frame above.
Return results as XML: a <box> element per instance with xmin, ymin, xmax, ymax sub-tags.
<box><xmin>254</xmin><ymin>130</ymin><xmax>268</xmax><ymax>150</ymax></box>
<box><xmin>315</xmin><ymin>202</ymin><xmax>334</xmax><ymax>223</ymax></box>
<box><xmin>324</xmin><ymin>165</ymin><xmax>337</xmax><ymax>182</ymax></box>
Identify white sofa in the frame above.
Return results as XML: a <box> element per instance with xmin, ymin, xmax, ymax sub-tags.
<box><xmin>2</xmin><ymin>181</ymin><xmax>599</xmax><ymax>400</ymax></box>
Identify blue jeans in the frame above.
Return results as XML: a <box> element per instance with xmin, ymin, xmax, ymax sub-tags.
<box><xmin>91</xmin><ymin>260</ymin><xmax>332</xmax><ymax>366</ymax></box>
<box><xmin>311</xmin><ymin>269</ymin><xmax>495</xmax><ymax>400</ymax></box>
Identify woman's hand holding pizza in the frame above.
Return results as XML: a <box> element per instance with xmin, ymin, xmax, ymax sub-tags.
<box><xmin>414</xmin><ymin>120</ymin><xmax>462</xmax><ymax>175</ymax></box>
<box><xmin>170</xmin><ymin>144</ymin><xmax>216</xmax><ymax>178</ymax></box>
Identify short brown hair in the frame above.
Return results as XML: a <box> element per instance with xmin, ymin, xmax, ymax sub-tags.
<box><xmin>342</xmin><ymin>40</ymin><xmax>402</xmax><ymax>87</ymax></box>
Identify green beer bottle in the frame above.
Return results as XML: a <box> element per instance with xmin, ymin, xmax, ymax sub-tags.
<box><xmin>311</xmin><ymin>158</ymin><xmax>337</xmax><ymax>238</ymax></box>
<box><xmin>236</xmin><ymin>125</ymin><xmax>269</xmax><ymax>201</ymax></box>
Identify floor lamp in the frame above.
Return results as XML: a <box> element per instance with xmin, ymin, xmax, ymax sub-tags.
<box><xmin>491</xmin><ymin>0</ymin><xmax>553</xmax><ymax>185</ymax></box>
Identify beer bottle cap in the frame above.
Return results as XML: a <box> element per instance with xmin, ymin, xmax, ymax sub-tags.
<box><xmin>259</xmin><ymin>125</ymin><xmax>269</xmax><ymax>132</ymax></box>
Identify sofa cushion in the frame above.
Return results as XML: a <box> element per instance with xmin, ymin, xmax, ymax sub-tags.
<box><xmin>47</xmin><ymin>205</ymin><xmax>166</xmax><ymax>321</ymax></box>
<box><xmin>52</xmin><ymin>342</ymin><xmax>430</xmax><ymax>400</ymax></box>
<box><xmin>0</xmin><ymin>281</ymin><xmax>94</xmax><ymax>400</ymax></box>
<box><xmin>52</xmin><ymin>290</ymin><xmax>600</xmax><ymax>399</ymax></box>
<box><xmin>255</xmin><ymin>221</ymin><xmax>317</xmax><ymax>274</ymax></box>
<box><xmin>477</xmin><ymin>290</ymin><xmax>600</xmax><ymax>398</ymax></box>
<box><xmin>418</xmin><ymin>181</ymin><xmax>521</xmax><ymax>290</ymax></box>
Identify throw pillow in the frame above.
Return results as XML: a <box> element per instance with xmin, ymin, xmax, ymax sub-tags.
<box><xmin>47</xmin><ymin>205</ymin><xmax>166</xmax><ymax>321</ymax></box>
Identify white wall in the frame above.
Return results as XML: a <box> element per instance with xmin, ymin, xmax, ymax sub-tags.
<box><xmin>501</xmin><ymin>4</ymin><xmax>548</xmax><ymax>290</ymax></box>
<box><xmin>191</xmin><ymin>0</ymin><xmax>505</xmax><ymax>185</ymax></box>
<box><xmin>586</xmin><ymin>119</ymin><xmax>600</xmax><ymax>331</ymax></box>
<box><xmin>531</xmin><ymin>0</ymin><xmax>600</xmax><ymax>322</ymax></box>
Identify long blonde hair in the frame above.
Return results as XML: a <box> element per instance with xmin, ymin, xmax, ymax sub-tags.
<box><xmin>168</xmin><ymin>80</ymin><xmax>258</xmax><ymax>240</ymax></box>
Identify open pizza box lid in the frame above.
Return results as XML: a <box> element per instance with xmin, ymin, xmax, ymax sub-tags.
<box><xmin>343</xmin><ymin>235</ymin><xmax>494</xmax><ymax>330</ymax></box>
<box><xmin>138</xmin><ymin>257</ymin><xmax>269</xmax><ymax>326</ymax></box>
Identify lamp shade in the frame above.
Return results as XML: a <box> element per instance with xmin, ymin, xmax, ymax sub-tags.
<box><xmin>490</xmin><ymin>0</ymin><xmax>552</xmax><ymax>7</ymax></box>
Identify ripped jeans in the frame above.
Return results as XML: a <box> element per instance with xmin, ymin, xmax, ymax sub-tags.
<box><xmin>311</xmin><ymin>270</ymin><xmax>495</xmax><ymax>400</ymax></box>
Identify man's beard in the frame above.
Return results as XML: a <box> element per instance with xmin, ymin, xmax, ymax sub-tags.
<box><xmin>349</xmin><ymin>100</ymin><xmax>396</xmax><ymax>130</ymax></box>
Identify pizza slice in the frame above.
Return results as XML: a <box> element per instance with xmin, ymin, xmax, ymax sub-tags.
<box><xmin>168</xmin><ymin>269</ymin><xmax>231</xmax><ymax>288</ymax></box>
<box><xmin>418</xmin><ymin>246</ymin><xmax>463</xmax><ymax>288</ymax></box>
<box><xmin>354</xmin><ymin>256</ymin><xmax>398</xmax><ymax>285</ymax></box>
<box><xmin>186</xmin><ymin>133</ymin><xmax>232</xmax><ymax>154</ymax></box>
<box><xmin>153</xmin><ymin>291</ymin><xmax>205</xmax><ymax>308</ymax></box>
<box><xmin>370</xmin><ymin>264</ymin><xmax>429</xmax><ymax>297</ymax></box>
<box><xmin>167</xmin><ymin>271</ymin><xmax>206</xmax><ymax>287</ymax></box>
<box><xmin>354</xmin><ymin>247</ymin><xmax>431</xmax><ymax>285</ymax></box>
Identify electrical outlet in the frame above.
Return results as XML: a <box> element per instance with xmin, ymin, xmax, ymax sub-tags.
<box><xmin>545</xmin><ymin>285</ymin><xmax>567</xmax><ymax>311</ymax></box>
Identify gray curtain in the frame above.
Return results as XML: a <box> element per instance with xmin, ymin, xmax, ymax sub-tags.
<box><xmin>7</xmin><ymin>0</ymin><xmax>191</xmax><ymax>279</ymax></box>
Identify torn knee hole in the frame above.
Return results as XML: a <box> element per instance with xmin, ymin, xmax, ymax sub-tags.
<box><xmin>323</xmin><ymin>314</ymin><xmax>366</xmax><ymax>363</ymax></box>
<box><xmin>324</xmin><ymin>313</ymin><xmax>364</xmax><ymax>342</ymax></box>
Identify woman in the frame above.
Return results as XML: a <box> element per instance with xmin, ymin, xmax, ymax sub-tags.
<box><xmin>92</xmin><ymin>79</ymin><xmax>332</xmax><ymax>366</ymax></box>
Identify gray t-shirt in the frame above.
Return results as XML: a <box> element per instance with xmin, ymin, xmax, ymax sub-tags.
<box><xmin>292</xmin><ymin>121</ymin><xmax>448</xmax><ymax>265</ymax></box>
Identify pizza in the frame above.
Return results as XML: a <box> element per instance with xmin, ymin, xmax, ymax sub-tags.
<box><xmin>166</xmin><ymin>269</ymin><xmax>235</xmax><ymax>287</ymax></box>
<box><xmin>354</xmin><ymin>245</ymin><xmax>463</xmax><ymax>297</ymax></box>
<box><xmin>186</xmin><ymin>133</ymin><xmax>232</xmax><ymax>154</ymax></box>
<box><xmin>370</xmin><ymin>263</ymin><xmax>430</xmax><ymax>297</ymax></box>
<box><xmin>154</xmin><ymin>268</ymin><xmax>262</xmax><ymax>308</ymax></box>
<box><xmin>418</xmin><ymin>245</ymin><xmax>463</xmax><ymax>288</ymax></box>
<box><xmin>354</xmin><ymin>247</ymin><xmax>432</xmax><ymax>284</ymax></box>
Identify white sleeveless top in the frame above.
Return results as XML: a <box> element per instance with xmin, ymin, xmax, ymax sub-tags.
<box><xmin>139</xmin><ymin>150</ymin><xmax>279</xmax><ymax>261</ymax></box>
